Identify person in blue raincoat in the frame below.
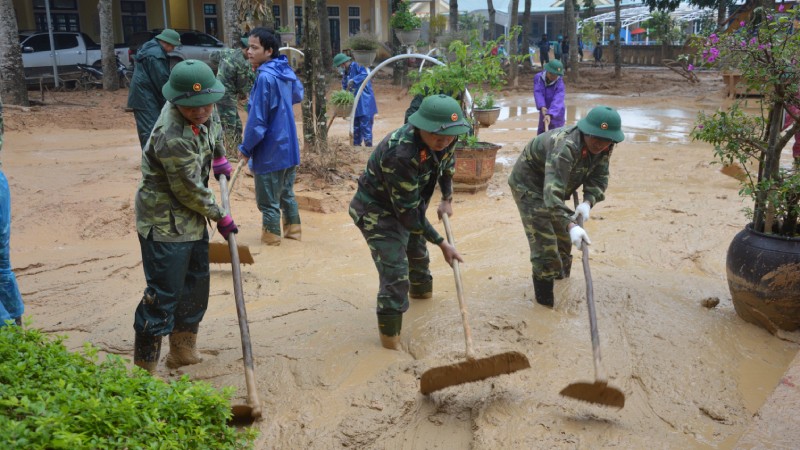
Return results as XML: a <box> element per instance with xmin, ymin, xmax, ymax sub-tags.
<box><xmin>333</xmin><ymin>53</ymin><xmax>378</xmax><ymax>147</ymax></box>
<box><xmin>239</xmin><ymin>27</ymin><xmax>305</xmax><ymax>246</ymax></box>
<box><xmin>0</xmin><ymin>99</ymin><xmax>23</xmax><ymax>327</ymax></box>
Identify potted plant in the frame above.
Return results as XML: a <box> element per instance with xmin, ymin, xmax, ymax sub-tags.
<box><xmin>472</xmin><ymin>93</ymin><xmax>501</xmax><ymax>128</ymax></box>
<box><xmin>390</xmin><ymin>0</ymin><xmax>422</xmax><ymax>46</ymax></box>
<box><xmin>346</xmin><ymin>32</ymin><xmax>381</xmax><ymax>67</ymax></box>
<box><xmin>329</xmin><ymin>89</ymin><xmax>355</xmax><ymax>118</ymax></box>
<box><xmin>277</xmin><ymin>26</ymin><xmax>295</xmax><ymax>46</ymax></box>
<box><xmin>690</xmin><ymin>5</ymin><xmax>800</xmax><ymax>331</ymax></box>
<box><xmin>452</xmin><ymin>133</ymin><xmax>502</xmax><ymax>193</ymax></box>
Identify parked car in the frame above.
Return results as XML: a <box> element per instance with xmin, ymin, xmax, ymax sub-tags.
<box><xmin>19</xmin><ymin>31</ymin><xmax>130</xmax><ymax>81</ymax></box>
<box><xmin>127</xmin><ymin>29</ymin><xmax>227</xmax><ymax>71</ymax></box>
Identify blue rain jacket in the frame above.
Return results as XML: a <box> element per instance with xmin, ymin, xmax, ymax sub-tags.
<box><xmin>240</xmin><ymin>55</ymin><xmax>304</xmax><ymax>175</ymax></box>
<box><xmin>342</xmin><ymin>61</ymin><xmax>378</xmax><ymax>118</ymax></box>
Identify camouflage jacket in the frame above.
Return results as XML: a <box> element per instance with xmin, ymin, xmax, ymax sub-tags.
<box><xmin>350</xmin><ymin>124</ymin><xmax>455</xmax><ymax>245</ymax></box>
<box><xmin>508</xmin><ymin>125</ymin><xmax>610</xmax><ymax>221</ymax></box>
<box><xmin>135</xmin><ymin>103</ymin><xmax>226</xmax><ymax>242</ymax></box>
<box><xmin>215</xmin><ymin>48</ymin><xmax>255</xmax><ymax>109</ymax></box>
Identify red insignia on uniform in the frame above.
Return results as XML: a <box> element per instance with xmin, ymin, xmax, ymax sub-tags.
<box><xmin>420</xmin><ymin>149</ymin><xmax>428</xmax><ymax>162</ymax></box>
<box><xmin>451</xmin><ymin>113</ymin><xmax>458</xmax><ymax>121</ymax></box>
<box><xmin>600</xmin><ymin>122</ymin><xmax>608</xmax><ymax>130</ymax></box>
<box><xmin>193</xmin><ymin>83</ymin><xmax>202</xmax><ymax>92</ymax></box>
<box><xmin>191</xmin><ymin>124</ymin><xmax>200</xmax><ymax>135</ymax></box>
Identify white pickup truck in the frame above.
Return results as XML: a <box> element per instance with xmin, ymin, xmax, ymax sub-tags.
<box><xmin>19</xmin><ymin>31</ymin><xmax>130</xmax><ymax>82</ymax></box>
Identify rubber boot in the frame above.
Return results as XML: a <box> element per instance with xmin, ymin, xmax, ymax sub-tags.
<box><xmin>14</xmin><ymin>316</ymin><xmax>22</xmax><ymax>327</ymax></box>
<box><xmin>556</xmin><ymin>255</ymin><xmax>573</xmax><ymax>280</ymax></box>
<box><xmin>532</xmin><ymin>277</ymin><xmax>555</xmax><ymax>308</ymax></box>
<box><xmin>377</xmin><ymin>314</ymin><xmax>402</xmax><ymax>350</ymax></box>
<box><xmin>261</xmin><ymin>229</ymin><xmax>281</xmax><ymax>246</ymax></box>
<box><xmin>284</xmin><ymin>223</ymin><xmax>302</xmax><ymax>241</ymax></box>
<box><xmin>165</xmin><ymin>331</ymin><xmax>203</xmax><ymax>369</ymax></box>
<box><xmin>134</xmin><ymin>334</ymin><xmax>162</xmax><ymax>374</ymax></box>
<box><xmin>409</xmin><ymin>276</ymin><xmax>433</xmax><ymax>299</ymax></box>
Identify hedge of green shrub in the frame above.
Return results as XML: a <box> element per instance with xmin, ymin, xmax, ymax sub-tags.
<box><xmin>0</xmin><ymin>325</ymin><xmax>257</xmax><ymax>449</ymax></box>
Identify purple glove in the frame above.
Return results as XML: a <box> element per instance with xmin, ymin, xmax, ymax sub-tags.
<box><xmin>212</xmin><ymin>156</ymin><xmax>233</xmax><ymax>180</ymax></box>
<box><xmin>217</xmin><ymin>215</ymin><xmax>238</xmax><ymax>240</ymax></box>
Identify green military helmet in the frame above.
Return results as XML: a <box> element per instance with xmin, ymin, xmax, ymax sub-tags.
<box><xmin>333</xmin><ymin>53</ymin><xmax>351</xmax><ymax>68</ymax></box>
<box><xmin>544</xmin><ymin>59</ymin><xmax>564</xmax><ymax>76</ymax></box>
<box><xmin>162</xmin><ymin>60</ymin><xmax>225</xmax><ymax>107</ymax></box>
<box><xmin>240</xmin><ymin>36</ymin><xmax>249</xmax><ymax>48</ymax></box>
<box><xmin>155</xmin><ymin>28</ymin><xmax>181</xmax><ymax>46</ymax></box>
<box><xmin>577</xmin><ymin>105</ymin><xmax>625</xmax><ymax>143</ymax></box>
<box><xmin>408</xmin><ymin>94</ymin><xmax>471</xmax><ymax>136</ymax></box>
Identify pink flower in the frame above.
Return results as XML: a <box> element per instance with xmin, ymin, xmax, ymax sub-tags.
<box><xmin>687</xmin><ymin>64</ymin><xmax>694</xmax><ymax>71</ymax></box>
<box><xmin>740</xmin><ymin>20</ymin><xmax>746</xmax><ymax>26</ymax></box>
<box><xmin>697</xmin><ymin>125</ymin><xmax>704</xmax><ymax>129</ymax></box>
<box><xmin>709</xmin><ymin>33</ymin><xmax>719</xmax><ymax>44</ymax></box>
<box><xmin>778</xmin><ymin>4</ymin><xmax>785</xmax><ymax>12</ymax></box>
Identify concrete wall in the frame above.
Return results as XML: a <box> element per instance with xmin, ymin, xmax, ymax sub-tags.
<box><xmin>614</xmin><ymin>44</ymin><xmax>699</xmax><ymax>66</ymax></box>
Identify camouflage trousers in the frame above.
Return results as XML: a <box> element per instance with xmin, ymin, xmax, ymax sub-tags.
<box><xmin>218</xmin><ymin>103</ymin><xmax>243</xmax><ymax>160</ymax></box>
<box><xmin>134</xmin><ymin>230</ymin><xmax>210</xmax><ymax>337</ymax></box>
<box><xmin>349</xmin><ymin>203</ymin><xmax>432</xmax><ymax>319</ymax></box>
<box><xmin>510</xmin><ymin>188</ymin><xmax>572</xmax><ymax>281</ymax></box>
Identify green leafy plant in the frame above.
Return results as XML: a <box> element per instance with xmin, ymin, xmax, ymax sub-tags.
<box><xmin>474</xmin><ymin>93</ymin><xmax>495</xmax><ymax>109</ymax></box>
<box><xmin>689</xmin><ymin>5</ymin><xmax>800</xmax><ymax>236</ymax></box>
<box><xmin>0</xmin><ymin>325</ymin><xmax>257</xmax><ymax>448</ymax></box>
<box><xmin>277</xmin><ymin>25</ymin><xmax>292</xmax><ymax>33</ymax></box>
<box><xmin>390</xmin><ymin>1</ymin><xmax>422</xmax><ymax>31</ymax></box>
<box><xmin>347</xmin><ymin>33</ymin><xmax>381</xmax><ymax>51</ymax></box>
<box><xmin>330</xmin><ymin>89</ymin><xmax>355</xmax><ymax>107</ymax></box>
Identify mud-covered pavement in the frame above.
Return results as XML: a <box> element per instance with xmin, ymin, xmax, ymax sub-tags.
<box><xmin>3</xmin><ymin>66</ymin><xmax>798</xmax><ymax>449</ymax></box>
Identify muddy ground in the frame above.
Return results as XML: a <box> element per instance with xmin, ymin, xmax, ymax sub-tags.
<box><xmin>3</xmin><ymin>64</ymin><xmax>799</xmax><ymax>449</ymax></box>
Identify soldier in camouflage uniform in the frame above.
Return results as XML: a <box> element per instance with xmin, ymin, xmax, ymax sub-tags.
<box><xmin>132</xmin><ymin>60</ymin><xmax>238</xmax><ymax>373</ymax></box>
<box><xmin>349</xmin><ymin>94</ymin><xmax>470</xmax><ymax>350</ymax></box>
<box><xmin>508</xmin><ymin>105</ymin><xmax>624</xmax><ymax>308</ymax></box>
<box><xmin>214</xmin><ymin>37</ymin><xmax>255</xmax><ymax>160</ymax></box>
<box><xmin>0</xmin><ymin>98</ymin><xmax>25</xmax><ymax>327</ymax></box>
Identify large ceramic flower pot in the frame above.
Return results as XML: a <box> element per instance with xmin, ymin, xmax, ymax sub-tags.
<box><xmin>332</xmin><ymin>103</ymin><xmax>352</xmax><ymax>118</ymax></box>
<box><xmin>394</xmin><ymin>29</ymin><xmax>421</xmax><ymax>46</ymax></box>
<box><xmin>351</xmin><ymin>50</ymin><xmax>377</xmax><ymax>67</ymax></box>
<box><xmin>453</xmin><ymin>142</ymin><xmax>501</xmax><ymax>193</ymax></box>
<box><xmin>279</xmin><ymin>32</ymin><xmax>296</xmax><ymax>46</ymax></box>
<box><xmin>726</xmin><ymin>224</ymin><xmax>800</xmax><ymax>331</ymax></box>
<box><xmin>473</xmin><ymin>107</ymin><xmax>501</xmax><ymax>127</ymax></box>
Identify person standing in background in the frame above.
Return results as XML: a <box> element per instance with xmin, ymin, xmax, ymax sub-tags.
<box><xmin>534</xmin><ymin>60</ymin><xmax>566</xmax><ymax>134</ymax></box>
<box><xmin>0</xmin><ymin>98</ymin><xmax>24</xmax><ymax>327</ymax></box>
<box><xmin>127</xmin><ymin>29</ymin><xmax>181</xmax><ymax>149</ymax></box>
<box><xmin>333</xmin><ymin>53</ymin><xmax>378</xmax><ymax>147</ymax></box>
<box><xmin>214</xmin><ymin>37</ymin><xmax>256</xmax><ymax>160</ymax></box>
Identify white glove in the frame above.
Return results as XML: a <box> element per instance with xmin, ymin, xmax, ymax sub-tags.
<box><xmin>571</xmin><ymin>201</ymin><xmax>591</xmax><ymax>223</ymax></box>
<box><xmin>569</xmin><ymin>225</ymin><xmax>591</xmax><ymax>250</ymax></box>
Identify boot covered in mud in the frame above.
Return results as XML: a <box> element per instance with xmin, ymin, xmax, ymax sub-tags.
<box><xmin>283</xmin><ymin>223</ymin><xmax>301</xmax><ymax>241</ymax></box>
<box><xmin>378</xmin><ymin>314</ymin><xmax>402</xmax><ymax>350</ymax></box>
<box><xmin>409</xmin><ymin>276</ymin><xmax>433</xmax><ymax>299</ymax></box>
<box><xmin>261</xmin><ymin>229</ymin><xmax>281</xmax><ymax>246</ymax></box>
<box><xmin>134</xmin><ymin>333</ymin><xmax>162</xmax><ymax>373</ymax></box>
<box><xmin>533</xmin><ymin>277</ymin><xmax>554</xmax><ymax>308</ymax></box>
<box><xmin>165</xmin><ymin>330</ymin><xmax>203</xmax><ymax>368</ymax></box>
<box><xmin>556</xmin><ymin>254</ymin><xmax>573</xmax><ymax>280</ymax></box>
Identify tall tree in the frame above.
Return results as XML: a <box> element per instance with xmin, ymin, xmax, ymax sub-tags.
<box><xmin>224</xmin><ymin>0</ymin><xmax>244</xmax><ymax>46</ymax></box>
<box><xmin>487</xmin><ymin>0</ymin><xmax>496</xmax><ymax>41</ymax></box>
<box><xmin>301</xmin><ymin>0</ymin><xmax>327</xmax><ymax>151</ymax></box>
<box><xmin>522</xmin><ymin>0</ymin><xmax>531</xmax><ymax>66</ymax></box>
<box><xmin>235</xmin><ymin>0</ymin><xmax>275</xmax><ymax>30</ymax></box>
<box><xmin>0</xmin><ymin>0</ymin><xmax>28</xmax><ymax>106</ymax></box>
<box><xmin>98</xmin><ymin>0</ymin><xmax>119</xmax><ymax>91</ymax></box>
<box><xmin>508</xmin><ymin>0</ymin><xmax>520</xmax><ymax>87</ymax></box>
<box><xmin>449</xmin><ymin>0</ymin><xmax>459</xmax><ymax>32</ymax></box>
<box><xmin>566</xmin><ymin>0</ymin><xmax>578</xmax><ymax>82</ymax></box>
<box><xmin>318</xmin><ymin>0</ymin><xmax>332</xmax><ymax>70</ymax></box>
<box><xmin>613</xmin><ymin>0</ymin><xmax>621</xmax><ymax>78</ymax></box>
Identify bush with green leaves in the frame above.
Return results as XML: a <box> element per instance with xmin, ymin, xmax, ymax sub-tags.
<box><xmin>474</xmin><ymin>93</ymin><xmax>495</xmax><ymax>109</ymax></box>
<box><xmin>346</xmin><ymin>33</ymin><xmax>381</xmax><ymax>51</ymax></box>
<box><xmin>330</xmin><ymin>90</ymin><xmax>355</xmax><ymax>107</ymax></box>
<box><xmin>390</xmin><ymin>1</ymin><xmax>422</xmax><ymax>31</ymax></box>
<box><xmin>689</xmin><ymin>5</ymin><xmax>800</xmax><ymax>236</ymax></box>
<box><xmin>0</xmin><ymin>325</ymin><xmax>257</xmax><ymax>449</ymax></box>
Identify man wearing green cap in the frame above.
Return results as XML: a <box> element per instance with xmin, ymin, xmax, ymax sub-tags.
<box><xmin>349</xmin><ymin>94</ymin><xmax>469</xmax><ymax>350</ymax></box>
<box><xmin>132</xmin><ymin>60</ymin><xmax>238</xmax><ymax>373</ymax></box>
<box><xmin>214</xmin><ymin>37</ymin><xmax>256</xmax><ymax>160</ymax></box>
<box><xmin>128</xmin><ymin>28</ymin><xmax>181</xmax><ymax>149</ymax></box>
<box><xmin>508</xmin><ymin>105</ymin><xmax>624</xmax><ymax>308</ymax></box>
<box><xmin>533</xmin><ymin>59</ymin><xmax>566</xmax><ymax>134</ymax></box>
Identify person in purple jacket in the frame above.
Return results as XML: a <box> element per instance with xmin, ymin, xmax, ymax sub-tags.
<box><xmin>239</xmin><ymin>27</ymin><xmax>304</xmax><ymax>246</ymax></box>
<box><xmin>333</xmin><ymin>53</ymin><xmax>378</xmax><ymax>147</ymax></box>
<box><xmin>533</xmin><ymin>59</ymin><xmax>566</xmax><ymax>134</ymax></box>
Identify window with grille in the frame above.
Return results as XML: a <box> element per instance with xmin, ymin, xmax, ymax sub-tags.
<box><xmin>121</xmin><ymin>0</ymin><xmax>147</xmax><ymax>42</ymax></box>
<box><xmin>33</xmin><ymin>0</ymin><xmax>79</xmax><ymax>32</ymax></box>
<box><xmin>348</xmin><ymin>7</ymin><xmax>360</xmax><ymax>36</ymax></box>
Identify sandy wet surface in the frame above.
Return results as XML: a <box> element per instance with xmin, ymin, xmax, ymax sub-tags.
<box><xmin>3</xmin><ymin>66</ymin><xmax>798</xmax><ymax>448</ymax></box>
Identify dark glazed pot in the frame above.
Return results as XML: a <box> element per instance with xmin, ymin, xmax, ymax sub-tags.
<box><xmin>726</xmin><ymin>224</ymin><xmax>800</xmax><ymax>332</ymax></box>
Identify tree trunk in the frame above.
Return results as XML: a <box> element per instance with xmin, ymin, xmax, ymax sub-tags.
<box><xmin>522</xmin><ymin>0</ymin><xmax>531</xmax><ymax>67</ymax></box>
<box><xmin>508</xmin><ymin>0</ymin><xmax>519</xmax><ymax>87</ymax></box>
<box><xmin>565</xmin><ymin>0</ymin><xmax>578</xmax><ymax>83</ymax></box>
<box><xmin>0</xmin><ymin>0</ymin><xmax>29</xmax><ymax>106</ymax></box>
<box><xmin>391</xmin><ymin>0</ymin><xmax>407</xmax><ymax>86</ymax></box>
<box><xmin>318</xmin><ymin>0</ymin><xmax>332</xmax><ymax>71</ymax></box>
<box><xmin>487</xmin><ymin>0</ymin><xmax>496</xmax><ymax>41</ymax></box>
<box><xmin>449</xmin><ymin>0</ymin><xmax>459</xmax><ymax>32</ymax></box>
<box><xmin>262</xmin><ymin>0</ymin><xmax>275</xmax><ymax>29</ymax></box>
<box><xmin>224</xmin><ymin>0</ymin><xmax>243</xmax><ymax>46</ymax></box>
<box><xmin>98</xmin><ymin>0</ymin><xmax>119</xmax><ymax>91</ymax></box>
<box><xmin>613</xmin><ymin>0</ymin><xmax>621</xmax><ymax>78</ymax></box>
<box><xmin>301</xmin><ymin>0</ymin><xmax>328</xmax><ymax>151</ymax></box>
